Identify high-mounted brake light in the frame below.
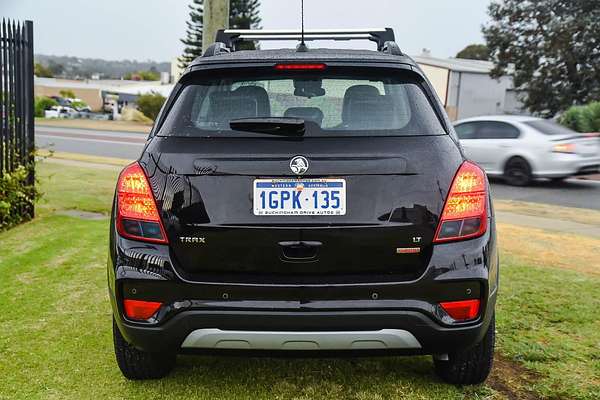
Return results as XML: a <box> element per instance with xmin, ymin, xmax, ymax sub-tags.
<box><xmin>434</xmin><ymin>161</ymin><xmax>487</xmax><ymax>243</ymax></box>
<box><xmin>440</xmin><ymin>299</ymin><xmax>480</xmax><ymax>321</ymax></box>
<box><xmin>116</xmin><ymin>162</ymin><xmax>168</xmax><ymax>243</ymax></box>
<box><xmin>123</xmin><ymin>299</ymin><xmax>163</xmax><ymax>321</ymax></box>
<box><xmin>274</xmin><ymin>63</ymin><xmax>327</xmax><ymax>70</ymax></box>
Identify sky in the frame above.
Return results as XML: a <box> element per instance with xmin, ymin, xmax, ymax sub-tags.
<box><xmin>2</xmin><ymin>0</ymin><xmax>490</xmax><ymax>62</ymax></box>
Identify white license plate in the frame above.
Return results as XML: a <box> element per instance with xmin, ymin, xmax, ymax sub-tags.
<box><xmin>253</xmin><ymin>179</ymin><xmax>346</xmax><ymax>216</ymax></box>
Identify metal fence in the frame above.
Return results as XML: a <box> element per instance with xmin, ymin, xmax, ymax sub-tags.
<box><xmin>0</xmin><ymin>19</ymin><xmax>35</xmax><ymax>215</ymax></box>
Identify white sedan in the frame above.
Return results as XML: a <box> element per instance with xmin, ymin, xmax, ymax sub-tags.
<box><xmin>453</xmin><ymin>115</ymin><xmax>600</xmax><ymax>185</ymax></box>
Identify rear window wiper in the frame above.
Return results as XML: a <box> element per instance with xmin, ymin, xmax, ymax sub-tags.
<box><xmin>229</xmin><ymin>117</ymin><xmax>305</xmax><ymax>136</ymax></box>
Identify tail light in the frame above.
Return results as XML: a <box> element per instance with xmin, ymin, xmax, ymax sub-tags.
<box><xmin>116</xmin><ymin>162</ymin><xmax>168</xmax><ymax>243</ymax></box>
<box><xmin>434</xmin><ymin>161</ymin><xmax>487</xmax><ymax>243</ymax></box>
<box><xmin>123</xmin><ymin>299</ymin><xmax>163</xmax><ymax>320</ymax></box>
<box><xmin>440</xmin><ymin>299</ymin><xmax>480</xmax><ymax>321</ymax></box>
<box><xmin>552</xmin><ymin>143</ymin><xmax>575</xmax><ymax>153</ymax></box>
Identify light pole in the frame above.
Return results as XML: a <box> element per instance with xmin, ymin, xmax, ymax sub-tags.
<box><xmin>203</xmin><ymin>0</ymin><xmax>230</xmax><ymax>53</ymax></box>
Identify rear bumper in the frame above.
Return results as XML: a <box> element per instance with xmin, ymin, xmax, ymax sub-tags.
<box><xmin>535</xmin><ymin>153</ymin><xmax>600</xmax><ymax>178</ymax></box>
<box><xmin>181</xmin><ymin>328</ymin><xmax>421</xmax><ymax>350</ymax></box>
<box><xmin>113</xmin><ymin>300</ymin><xmax>496</xmax><ymax>355</ymax></box>
<box><xmin>109</xmin><ymin>234</ymin><xmax>498</xmax><ymax>356</ymax></box>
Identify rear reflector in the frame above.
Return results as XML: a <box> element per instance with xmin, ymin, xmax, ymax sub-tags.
<box><xmin>123</xmin><ymin>299</ymin><xmax>163</xmax><ymax>321</ymax></box>
<box><xmin>116</xmin><ymin>162</ymin><xmax>168</xmax><ymax>243</ymax></box>
<box><xmin>434</xmin><ymin>161</ymin><xmax>487</xmax><ymax>243</ymax></box>
<box><xmin>274</xmin><ymin>63</ymin><xmax>327</xmax><ymax>70</ymax></box>
<box><xmin>440</xmin><ymin>299</ymin><xmax>480</xmax><ymax>321</ymax></box>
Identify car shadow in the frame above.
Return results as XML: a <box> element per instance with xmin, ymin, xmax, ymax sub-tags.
<box><xmin>143</xmin><ymin>355</ymin><xmax>468</xmax><ymax>397</ymax></box>
<box><xmin>489</xmin><ymin>177</ymin><xmax>594</xmax><ymax>190</ymax></box>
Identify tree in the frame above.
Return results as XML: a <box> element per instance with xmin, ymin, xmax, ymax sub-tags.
<box><xmin>137</xmin><ymin>92</ymin><xmax>166</xmax><ymax>121</ymax></box>
<box><xmin>34</xmin><ymin>96</ymin><xmax>58</xmax><ymax>117</ymax></box>
<box><xmin>179</xmin><ymin>0</ymin><xmax>261</xmax><ymax>68</ymax></box>
<box><xmin>230</xmin><ymin>0</ymin><xmax>261</xmax><ymax>50</ymax></box>
<box><xmin>59</xmin><ymin>89</ymin><xmax>76</xmax><ymax>99</ymax></box>
<box><xmin>34</xmin><ymin>63</ymin><xmax>53</xmax><ymax>78</ymax></box>
<box><xmin>124</xmin><ymin>70</ymin><xmax>160</xmax><ymax>81</ymax></box>
<box><xmin>483</xmin><ymin>0</ymin><xmax>600</xmax><ymax>117</ymax></box>
<box><xmin>179</xmin><ymin>0</ymin><xmax>204</xmax><ymax>69</ymax></box>
<box><xmin>47</xmin><ymin>60</ymin><xmax>64</xmax><ymax>76</ymax></box>
<box><xmin>456</xmin><ymin>44</ymin><xmax>490</xmax><ymax>61</ymax></box>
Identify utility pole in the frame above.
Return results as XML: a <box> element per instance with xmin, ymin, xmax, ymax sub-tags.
<box><xmin>203</xmin><ymin>0</ymin><xmax>230</xmax><ymax>53</ymax></box>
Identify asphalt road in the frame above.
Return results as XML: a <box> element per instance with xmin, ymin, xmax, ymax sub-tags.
<box><xmin>35</xmin><ymin>125</ymin><xmax>600</xmax><ymax>210</ymax></box>
<box><xmin>36</xmin><ymin>125</ymin><xmax>147</xmax><ymax>160</ymax></box>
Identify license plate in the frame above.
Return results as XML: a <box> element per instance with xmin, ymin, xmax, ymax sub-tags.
<box><xmin>253</xmin><ymin>179</ymin><xmax>346</xmax><ymax>216</ymax></box>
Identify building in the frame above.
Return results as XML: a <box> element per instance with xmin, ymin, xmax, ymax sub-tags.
<box><xmin>34</xmin><ymin>77</ymin><xmax>174</xmax><ymax>112</ymax></box>
<box><xmin>35</xmin><ymin>77</ymin><xmax>107</xmax><ymax>110</ymax></box>
<box><xmin>413</xmin><ymin>54</ymin><xmax>526</xmax><ymax>121</ymax></box>
<box><xmin>171</xmin><ymin>58</ymin><xmax>184</xmax><ymax>83</ymax></box>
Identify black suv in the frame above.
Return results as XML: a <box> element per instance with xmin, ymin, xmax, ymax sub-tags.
<box><xmin>108</xmin><ymin>28</ymin><xmax>498</xmax><ymax>384</ymax></box>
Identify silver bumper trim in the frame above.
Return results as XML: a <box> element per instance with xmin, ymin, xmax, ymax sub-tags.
<box><xmin>181</xmin><ymin>328</ymin><xmax>422</xmax><ymax>350</ymax></box>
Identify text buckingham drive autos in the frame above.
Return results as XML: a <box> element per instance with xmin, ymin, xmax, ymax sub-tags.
<box><xmin>108</xmin><ymin>28</ymin><xmax>499</xmax><ymax>384</ymax></box>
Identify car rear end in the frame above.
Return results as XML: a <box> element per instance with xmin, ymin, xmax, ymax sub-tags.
<box><xmin>108</xmin><ymin>51</ymin><xmax>498</xmax><ymax>383</ymax></box>
<box><xmin>524</xmin><ymin>119</ymin><xmax>600</xmax><ymax>178</ymax></box>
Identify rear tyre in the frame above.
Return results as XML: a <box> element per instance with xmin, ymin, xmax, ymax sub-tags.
<box><xmin>503</xmin><ymin>157</ymin><xmax>532</xmax><ymax>186</ymax></box>
<box><xmin>113</xmin><ymin>319</ymin><xmax>176</xmax><ymax>380</ymax></box>
<box><xmin>433</xmin><ymin>315</ymin><xmax>495</xmax><ymax>385</ymax></box>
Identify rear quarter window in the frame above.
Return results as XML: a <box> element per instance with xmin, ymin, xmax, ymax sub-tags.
<box><xmin>158</xmin><ymin>68</ymin><xmax>447</xmax><ymax>138</ymax></box>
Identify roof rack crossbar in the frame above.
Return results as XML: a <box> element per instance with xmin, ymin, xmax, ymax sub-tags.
<box><xmin>215</xmin><ymin>28</ymin><xmax>396</xmax><ymax>51</ymax></box>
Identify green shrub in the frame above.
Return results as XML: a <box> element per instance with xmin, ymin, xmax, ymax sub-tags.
<box><xmin>560</xmin><ymin>101</ymin><xmax>600</xmax><ymax>132</ymax></box>
<box><xmin>70</xmin><ymin>100</ymin><xmax>89</xmax><ymax>110</ymax></box>
<box><xmin>34</xmin><ymin>63</ymin><xmax>53</xmax><ymax>78</ymax></box>
<box><xmin>583</xmin><ymin>101</ymin><xmax>600</xmax><ymax>132</ymax></box>
<box><xmin>0</xmin><ymin>164</ymin><xmax>40</xmax><ymax>231</ymax></box>
<box><xmin>124</xmin><ymin>70</ymin><xmax>160</xmax><ymax>81</ymax></box>
<box><xmin>59</xmin><ymin>89</ymin><xmax>76</xmax><ymax>99</ymax></box>
<box><xmin>136</xmin><ymin>92</ymin><xmax>166</xmax><ymax>121</ymax></box>
<box><xmin>34</xmin><ymin>96</ymin><xmax>59</xmax><ymax>117</ymax></box>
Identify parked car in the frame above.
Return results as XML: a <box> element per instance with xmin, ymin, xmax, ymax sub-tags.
<box><xmin>50</xmin><ymin>95</ymin><xmax>70</xmax><ymax>107</ymax></box>
<box><xmin>44</xmin><ymin>105</ymin><xmax>78</xmax><ymax>119</ymax></box>
<box><xmin>69</xmin><ymin>98</ymin><xmax>92</xmax><ymax>112</ymax></box>
<box><xmin>454</xmin><ymin>115</ymin><xmax>600</xmax><ymax>185</ymax></box>
<box><xmin>50</xmin><ymin>95</ymin><xmax>92</xmax><ymax>112</ymax></box>
<box><xmin>108</xmin><ymin>28</ymin><xmax>498</xmax><ymax>384</ymax></box>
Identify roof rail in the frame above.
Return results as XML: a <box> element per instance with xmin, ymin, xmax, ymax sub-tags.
<box><xmin>202</xmin><ymin>42</ymin><xmax>230</xmax><ymax>57</ymax></box>
<box><xmin>382</xmin><ymin>41</ymin><xmax>403</xmax><ymax>56</ymax></box>
<box><xmin>214</xmin><ymin>28</ymin><xmax>397</xmax><ymax>51</ymax></box>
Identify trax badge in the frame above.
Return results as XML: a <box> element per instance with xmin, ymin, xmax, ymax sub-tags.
<box><xmin>179</xmin><ymin>236</ymin><xmax>206</xmax><ymax>244</ymax></box>
<box><xmin>290</xmin><ymin>155</ymin><xmax>309</xmax><ymax>175</ymax></box>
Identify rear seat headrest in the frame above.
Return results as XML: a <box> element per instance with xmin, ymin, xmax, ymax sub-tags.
<box><xmin>283</xmin><ymin>107</ymin><xmax>325</xmax><ymax>126</ymax></box>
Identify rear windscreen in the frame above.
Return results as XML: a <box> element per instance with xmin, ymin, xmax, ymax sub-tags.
<box><xmin>157</xmin><ymin>69</ymin><xmax>447</xmax><ymax>137</ymax></box>
<box><xmin>524</xmin><ymin>120</ymin><xmax>577</xmax><ymax>136</ymax></box>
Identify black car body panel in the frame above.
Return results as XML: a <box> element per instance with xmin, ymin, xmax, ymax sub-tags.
<box><xmin>108</xmin><ymin>199</ymin><xmax>498</xmax><ymax>353</ymax></box>
<box><xmin>108</xmin><ymin>46</ymin><xmax>498</xmax><ymax>361</ymax></box>
<box><xmin>139</xmin><ymin>134</ymin><xmax>462</xmax><ymax>279</ymax></box>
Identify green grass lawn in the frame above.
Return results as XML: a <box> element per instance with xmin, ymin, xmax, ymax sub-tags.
<box><xmin>0</xmin><ymin>162</ymin><xmax>599</xmax><ymax>399</ymax></box>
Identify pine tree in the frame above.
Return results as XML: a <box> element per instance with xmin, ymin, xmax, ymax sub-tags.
<box><xmin>179</xmin><ymin>0</ymin><xmax>204</xmax><ymax>69</ymax></box>
<box><xmin>229</xmin><ymin>0</ymin><xmax>262</xmax><ymax>50</ymax></box>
